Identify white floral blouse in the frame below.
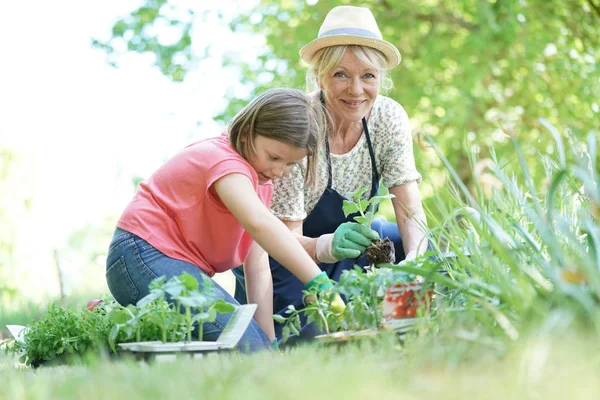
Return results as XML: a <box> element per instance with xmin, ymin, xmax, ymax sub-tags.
<box><xmin>271</xmin><ymin>94</ymin><xmax>421</xmax><ymax>221</ymax></box>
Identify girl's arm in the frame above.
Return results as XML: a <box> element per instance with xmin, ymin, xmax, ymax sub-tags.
<box><xmin>213</xmin><ymin>173</ymin><xmax>323</xmax><ymax>284</ymax></box>
<box><xmin>280</xmin><ymin>220</ymin><xmax>318</xmax><ymax>262</ymax></box>
<box><xmin>243</xmin><ymin>241</ymin><xmax>275</xmax><ymax>341</ymax></box>
<box><xmin>389</xmin><ymin>181</ymin><xmax>429</xmax><ymax>260</ymax></box>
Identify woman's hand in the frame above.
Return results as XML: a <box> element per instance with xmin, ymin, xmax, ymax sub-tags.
<box><xmin>315</xmin><ymin>222</ymin><xmax>379</xmax><ymax>263</ymax></box>
<box><xmin>332</xmin><ymin>222</ymin><xmax>379</xmax><ymax>259</ymax></box>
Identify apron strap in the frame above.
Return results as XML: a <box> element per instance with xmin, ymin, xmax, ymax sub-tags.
<box><xmin>362</xmin><ymin>118</ymin><xmax>379</xmax><ymax>198</ymax></box>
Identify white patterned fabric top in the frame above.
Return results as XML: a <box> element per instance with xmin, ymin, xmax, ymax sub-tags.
<box><xmin>271</xmin><ymin>94</ymin><xmax>422</xmax><ymax>221</ymax></box>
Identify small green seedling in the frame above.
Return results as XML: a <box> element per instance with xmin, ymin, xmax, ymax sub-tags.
<box><xmin>342</xmin><ymin>187</ymin><xmax>395</xmax><ymax>227</ymax></box>
<box><xmin>343</xmin><ymin>187</ymin><xmax>397</xmax><ymax>265</ymax></box>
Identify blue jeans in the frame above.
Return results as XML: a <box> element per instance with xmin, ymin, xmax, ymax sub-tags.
<box><xmin>105</xmin><ymin>228</ymin><xmax>271</xmax><ymax>353</ymax></box>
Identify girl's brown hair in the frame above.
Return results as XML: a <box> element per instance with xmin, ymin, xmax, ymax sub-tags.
<box><xmin>228</xmin><ymin>88</ymin><xmax>325</xmax><ymax>188</ymax></box>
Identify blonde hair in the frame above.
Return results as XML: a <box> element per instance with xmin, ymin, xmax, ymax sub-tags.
<box><xmin>306</xmin><ymin>45</ymin><xmax>393</xmax><ymax>93</ymax></box>
<box><xmin>228</xmin><ymin>88</ymin><xmax>325</xmax><ymax>188</ymax></box>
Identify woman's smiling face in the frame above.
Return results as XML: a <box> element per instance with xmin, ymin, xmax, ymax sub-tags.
<box><xmin>320</xmin><ymin>49</ymin><xmax>381</xmax><ymax>125</ymax></box>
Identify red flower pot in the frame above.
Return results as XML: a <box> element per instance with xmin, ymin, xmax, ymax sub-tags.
<box><xmin>382</xmin><ymin>283</ymin><xmax>433</xmax><ymax>320</ymax></box>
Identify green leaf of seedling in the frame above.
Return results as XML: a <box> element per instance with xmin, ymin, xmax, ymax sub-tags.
<box><xmin>199</xmin><ymin>274</ymin><xmax>215</xmax><ymax>294</ymax></box>
<box><xmin>136</xmin><ymin>290</ymin><xmax>163</xmax><ymax>308</ymax></box>
<box><xmin>108</xmin><ymin>309</ymin><xmax>131</xmax><ymax>325</ymax></box>
<box><xmin>207</xmin><ymin>308</ymin><xmax>217</xmax><ymax>323</ymax></box>
<box><xmin>127</xmin><ymin>308</ymin><xmax>151</xmax><ymax>325</ymax></box>
<box><xmin>148</xmin><ymin>276</ymin><xmax>166</xmax><ymax>291</ymax></box>
<box><xmin>163</xmin><ymin>278</ymin><xmax>184</xmax><ymax>297</ymax></box>
<box><xmin>363</xmin><ymin>211</ymin><xmax>375</xmax><ymax>226</ymax></box>
<box><xmin>273</xmin><ymin>314</ymin><xmax>286</xmax><ymax>323</ymax></box>
<box><xmin>354</xmin><ymin>216</ymin><xmax>368</xmax><ymax>225</ymax></box>
<box><xmin>179</xmin><ymin>272</ymin><xmax>199</xmax><ymax>291</ymax></box>
<box><xmin>192</xmin><ymin>312</ymin><xmax>211</xmax><ymax>323</ymax></box>
<box><xmin>349</xmin><ymin>188</ymin><xmax>367</xmax><ymax>201</ymax></box>
<box><xmin>343</xmin><ymin>200</ymin><xmax>360</xmax><ymax>217</ymax></box>
<box><xmin>146</xmin><ymin>314</ymin><xmax>165</xmax><ymax>328</ymax></box>
<box><xmin>282</xmin><ymin>325</ymin><xmax>291</xmax><ymax>343</ymax></box>
<box><xmin>358</xmin><ymin>199</ymin><xmax>369</xmax><ymax>212</ymax></box>
<box><xmin>108</xmin><ymin>325</ymin><xmax>120</xmax><ymax>353</ymax></box>
<box><xmin>179</xmin><ymin>294</ymin><xmax>206</xmax><ymax>308</ymax></box>
<box><xmin>292</xmin><ymin>314</ymin><xmax>302</xmax><ymax>333</ymax></box>
<box><xmin>289</xmin><ymin>322</ymin><xmax>300</xmax><ymax>336</ymax></box>
<box><xmin>368</xmin><ymin>194</ymin><xmax>395</xmax><ymax>207</ymax></box>
<box><xmin>211</xmin><ymin>299</ymin><xmax>235</xmax><ymax>313</ymax></box>
<box><xmin>122</xmin><ymin>325</ymin><xmax>134</xmax><ymax>338</ymax></box>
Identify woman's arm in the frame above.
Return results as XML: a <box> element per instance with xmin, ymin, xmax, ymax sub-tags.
<box><xmin>243</xmin><ymin>241</ymin><xmax>275</xmax><ymax>341</ymax></box>
<box><xmin>213</xmin><ymin>173</ymin><xmax>322</xmax><ymax>284</ymax></box>
<box><xmin>280</xmin><ymin>220</ymin><xmax>321</xmax><ymax>262</ymax></box>
<box><xmin>389</xmin><ymin>181</ymin><xmax>428</xmax><ymax>261</ymax></box>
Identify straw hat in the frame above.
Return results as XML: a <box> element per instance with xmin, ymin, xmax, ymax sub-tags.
<box><xmin>299</xmin><ymin>6</ymin><xmax>401</xmax><ymax>69</ymax></box>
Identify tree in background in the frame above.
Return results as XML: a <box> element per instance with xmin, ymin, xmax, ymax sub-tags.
<box><xmin>93</xmin><ymin>0</ymin><xmax>600</xmax><ymax>212</ymax></box>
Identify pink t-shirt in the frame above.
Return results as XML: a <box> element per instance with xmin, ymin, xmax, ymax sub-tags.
<box><xmin>117</xmin><ymin>133</ymin><xmax>273</xmax><ymax>277</ymax></box>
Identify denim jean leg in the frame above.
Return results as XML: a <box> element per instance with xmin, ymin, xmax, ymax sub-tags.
<box><xmin>231</xmin><ymin>265</ymin><xmax>247</xmax><ymax>305</ymax></box>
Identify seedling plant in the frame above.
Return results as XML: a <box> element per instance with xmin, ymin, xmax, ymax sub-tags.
<box><xmin>342</xmin><ymin>188</ymin><xmax>396</xmax><ymax>265</ymax></box>
<box><xmin>275</xmin><ymin>262</ymin><xmax>423</xmax><ymax>342</ymax></box>
<box><xmin>3</xmin><ymin>273</ymin><xmax>235</xmax><ymax>365</ymax></box>
<box><xmin>274</xmin><ymin>188</ymin><xmax>439</xmax><ymax>342</ymax></box>
<box><xmin>107</xmin><ymin>272</ymin><xmax>235</xmax><ymax>351</ymax></box>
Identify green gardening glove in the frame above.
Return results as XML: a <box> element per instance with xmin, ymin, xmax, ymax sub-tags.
<box><xmin>331</xmin><ymin>222</ymin><xmax>380</xmax><ymax>260</ymax></box>
<box><xmin>271</xmin><ymin>338</ymin><xmax>281</xmax><ymax>353</ymax></box>
<box><xmin>305</xmin><ymin>272</ymin><xmax>346</xmax><ymax>315</ymax></box>
<box><xmin>305</xmin><ymin>271</ymin><xmax>333</xmax><ymax>293</ymax></box>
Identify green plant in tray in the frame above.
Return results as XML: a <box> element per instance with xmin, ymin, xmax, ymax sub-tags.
<box><xmin>3</xmin><ymin>273</ymin><xmax>236</xmax><ymax>366</ymax></box>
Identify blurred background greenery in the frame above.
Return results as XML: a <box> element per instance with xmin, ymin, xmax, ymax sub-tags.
<box><xmin>1</xmin><ymin>0</ymin><xmax>599</xmax><ymax>327</ymax></box>
<box><xmin>95</xmin><ymin>0</ymin><xmax>599</xmax><ymax>196</ymax></box>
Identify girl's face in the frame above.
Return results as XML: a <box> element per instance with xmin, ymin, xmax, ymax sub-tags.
<box><xmin>320</xmin><ymin>49</ymin><xmax>380</xmax><ymax>125</ymax></box>
<box><xmin>247</xmin><ymin>135</ymin><xmax>307</xmax><ymax>184</ymax></box>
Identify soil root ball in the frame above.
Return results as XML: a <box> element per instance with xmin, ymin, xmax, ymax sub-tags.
<box><xmin>366</xmin><ymin>238</ymin><xmax>395</xmax><ymax>265</ymax></box>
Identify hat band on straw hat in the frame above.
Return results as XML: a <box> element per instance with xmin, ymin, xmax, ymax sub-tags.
<box><xmin>319</xmin><ymin>28</ymin><xmax>381</xmax><ymax>40</ymax></box>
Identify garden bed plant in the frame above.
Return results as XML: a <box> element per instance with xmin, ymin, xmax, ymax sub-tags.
<box><xmin>274</xmin><ymin>187</ymin><xmax>437</xmax><ymax>343</ymax></box>
<box><xmin>2</xmin><ymin>273</ymin><xmax>234</xmax><ymax>366</ymax></box>
<box><xmin>275</xmin><ymin>258</ymin><xmax>437</xmax><ymax>343</ymax></box>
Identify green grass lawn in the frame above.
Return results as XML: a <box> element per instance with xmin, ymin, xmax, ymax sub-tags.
<box><xmin>1</xmin><ymin>332</ymin><xmax>598</xmax><ymax>400</ymax></box>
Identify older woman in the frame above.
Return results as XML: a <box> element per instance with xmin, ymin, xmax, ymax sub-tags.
<box><xmin>233</xmin><ymin>6</ymin><xmax>429</xmax><ymax>338</ymax></box>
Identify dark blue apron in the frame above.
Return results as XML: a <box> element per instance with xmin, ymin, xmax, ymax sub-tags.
<box><xmin>268</xmin><ymin>92</ymin><xmax>405</xmax><ymax>339</ymax></box>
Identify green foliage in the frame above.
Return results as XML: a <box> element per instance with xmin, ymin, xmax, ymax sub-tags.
<box><xmin>2</xmin><ymin>303</ymin><xmax>113</xmax><ymax>367</ymax></box>
<box><xmin>416</xmin><ymin>120</ymin><xmax>600</xmax><ymax>342</ymax></box>
<box><xmin>91</xmin><ymin>0</ymin><xmax>193</xmax><ymax>82</ymax></box>
<box><xmin>275</xmin><ymin>264</ymin><xmax>419</xmax><ymax>342</ymax></box>
<box><xmin>94</xmin><ymin>1</ymin><xmax>600</xmax><ymax>218</ymax></box>
<box><xmin>107</xmin><ymin>273</ymin><xmax>235</xmax><ymax>351</ymax></box>
<box><xmin>2</xmin><ymin>274</ymin><xmax>235</xmax><ymax>366</ymax></box>
<box><xmin>342</xmin><ymin>187</ymin><xmax>395</xmax><ymax>227</ymax></box>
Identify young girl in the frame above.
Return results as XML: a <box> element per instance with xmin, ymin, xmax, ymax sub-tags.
<box><xmin>105</xmin><ymin>88</ymin><xmax>331</xmax><ymax>352</ymax></box>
